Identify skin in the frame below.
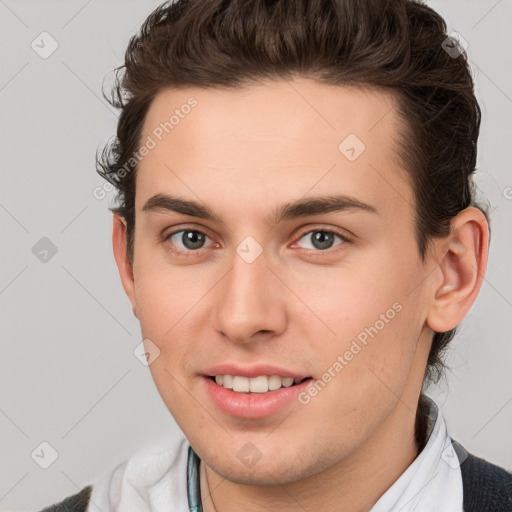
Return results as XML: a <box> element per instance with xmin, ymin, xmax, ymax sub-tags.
<box><xmin>112</xmin><ymin>78</ymin><xmax>488</xmax><ymax>512</ymax></box>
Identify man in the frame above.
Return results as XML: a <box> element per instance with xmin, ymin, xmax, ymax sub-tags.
<box><xmin>40</xmin><ymin>0</ymin><xmax>512</xmax><ymax>510</ymax></box>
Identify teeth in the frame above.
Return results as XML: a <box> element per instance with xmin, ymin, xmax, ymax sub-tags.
<box><xmin>249</xmin><ymin>375</ymin><xmax>268</xmax><ymax>393</ymax></box>
<box><xmin>232</xmin><ymin>376</ymin><xmax>250</xmax><ymax>392</ymax></box>
<box><xmin>213</xmin><ymin>374</ymin><xmax>307</xmax><ymax>393</ymax></box>
<box><xmin>282</xmin><ymin>377</ymin><xmax>294</xmax><ymax>387</ymax></box>
<box><xmin>222</xmin><ymin>375</ymin><xmax>233</xmax><ymax>389</ymax></box>
<box><xmin>268</xmin><ymin>375</ymin><xmax>282</xmax><ymax>391</ymax></box>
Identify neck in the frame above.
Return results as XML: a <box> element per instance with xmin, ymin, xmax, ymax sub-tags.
<box><xmin>200</xmin><ymin>401</ymin><xmax>423</xmax><ymax>512</ymax></box>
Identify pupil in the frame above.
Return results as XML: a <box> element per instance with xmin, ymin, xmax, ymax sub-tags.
<box><xmin>312</xmin><ymin>231</ymin><xmax>334</xmax><ymax>250</ymax></box>
<box><xmin>183</xmin><ymin>230</ymin><xmax>204</xmax><ymax>249</ymax></box>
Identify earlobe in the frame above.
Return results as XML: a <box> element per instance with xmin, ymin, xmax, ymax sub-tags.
<box><xmin>427</xmin><ymin>207</ymin><xmax>489</xmax><ymax>333</ymax></box>
<box><xmin>112</xmin><ymin>214</ymin><xmax>138</xmax><ymax>318</ymax></box>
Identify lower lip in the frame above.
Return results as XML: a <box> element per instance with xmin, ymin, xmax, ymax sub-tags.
<box><xmin>202</xmin><ymin>376</ymin><xmax>313</xmax><ymax>419</ymax></box>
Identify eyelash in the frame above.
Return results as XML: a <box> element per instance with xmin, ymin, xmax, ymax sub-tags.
<box><xmin>163</xmin><ymin>226</ymin><xmax>352</xmax><ymax>258</ymax></box>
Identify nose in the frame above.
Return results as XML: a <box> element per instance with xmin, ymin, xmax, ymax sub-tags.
<box><xmin>213</xmin><ymin>244</ymin><xmax>287</xmax><ymax>345</ymax></box>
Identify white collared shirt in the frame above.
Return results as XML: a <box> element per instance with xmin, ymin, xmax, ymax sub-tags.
<box><xmin>370</xmin><ymin>396</ymin><xmax>464</xmax><ymax>512</ymax></box>
<box><xmin>86</xmin><ymin>396</ymin><xmax>463</xmax><ymax>511</ymax></box>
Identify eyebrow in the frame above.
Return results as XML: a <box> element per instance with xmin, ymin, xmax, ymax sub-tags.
<box><xmin>142</xmin><ymin>193</ymin><xmax>378</xmax><ymax>224</ymax></box>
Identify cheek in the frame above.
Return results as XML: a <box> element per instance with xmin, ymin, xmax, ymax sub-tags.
<box><xmin>288</xmin><ymin>259</ymin><xmax>408</xmax><ymax>342</ymax></box>
<box><xmin>293</xmin><ymin>289</ymin><xmax>420</xmax><ymax>448</ymax></box>
<box><xmin>132</xmin><ymin>268</ymin><xmax>209</xmax><ymax>424</ymax></box>
<box><xmin>292</xmin><ymin>254</ymin><xmax>423</xmax><ymax>394</ymax></box>
<box><xmin>133</xmin><ymin>277</ymin><xmax>174</xmax><ymax>342</ymax></box>
<box><xmin>132</xmin><ymin>255</ymin><xmax>208</xmax><ymax>338</ymax></box>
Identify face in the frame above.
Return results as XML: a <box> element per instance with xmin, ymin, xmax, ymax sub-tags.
<box><xmin>118</xmin><ymin>79</ymin><xmax>437</xmax><ymax>485</ymax></box>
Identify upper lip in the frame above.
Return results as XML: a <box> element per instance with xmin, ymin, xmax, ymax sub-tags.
<box><xmin>203</xmin><ymin>363</ymin><xmax>311</xmax><ymax>380</ymax></box>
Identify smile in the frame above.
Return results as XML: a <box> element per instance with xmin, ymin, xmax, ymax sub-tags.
<box><xmin>211</xmin><ymin>374</ymin><xmax>310</xmax><ymax>393</ymax></box>
<box><xmin>203</xmin><ymin>375</ymin><xmax>314</xmax><ymax>418</ymax></box>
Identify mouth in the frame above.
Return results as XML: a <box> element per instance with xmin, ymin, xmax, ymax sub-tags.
<box><xmin>203</xmin><ymin>374</ymin><xmax>314</xmax><ymax>418</ymax></box>
<box><xmin>201</xmin><ymin>363</ymin><xmax>315</xmax><ymax>418</ymax></box>
<box><xmin>208</xmin><ymin>375</ymin><xmax>313</xmax><ymax>394</ymax></box>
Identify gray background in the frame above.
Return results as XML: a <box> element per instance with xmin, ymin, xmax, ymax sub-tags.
<box><xmin>0</xmin><ymin>0</ymin><xmax>511</xmax><ymax>509</ymax></box>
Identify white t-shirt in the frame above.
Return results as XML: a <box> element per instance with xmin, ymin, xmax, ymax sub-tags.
<box><xmin>85</xmin><ymin>396</ymin><xmax>463</xmax><ymax>512</ymax></box>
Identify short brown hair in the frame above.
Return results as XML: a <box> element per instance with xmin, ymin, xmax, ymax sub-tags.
<box><xmin>97</xmin><ymin>0</ymin><xmax>485</xmax><ymax>395</ymax></box>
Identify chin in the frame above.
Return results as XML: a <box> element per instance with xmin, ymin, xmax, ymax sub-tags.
<box><xmin>203</xmin><ymin>444</ymin><xmax>335</xmax><ymax>486</ymax></box>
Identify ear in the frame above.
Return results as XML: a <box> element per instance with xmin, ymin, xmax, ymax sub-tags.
<box><xmin>426</xmin><ymin>207</ymin><xmax>489</xmax><ymax>333</ymax></box>
<box><xmin>112</xmin><ymin>214</ymin><xmax>138</xmax><ymax>318</ymax></box>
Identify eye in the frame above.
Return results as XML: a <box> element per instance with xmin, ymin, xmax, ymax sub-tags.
<box><xmin>165</xmin><ymin>229</ymin><xmax>216</xmax><ymax>254</ymax></box>
<box><xmin>294</xmin><ymin>229</ymin><xmax>347</xmax><ymax>252</ymax></box>
<box><xmin>164</xmin><ymin>227</ymin><xmax>350</xmax><ymax>257</ymax></box>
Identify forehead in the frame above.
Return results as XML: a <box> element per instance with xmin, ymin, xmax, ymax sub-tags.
<box><xmin>136</xmin><ymin>79</ymin><xmax>412</xmax><ymax>222</ymax></box>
